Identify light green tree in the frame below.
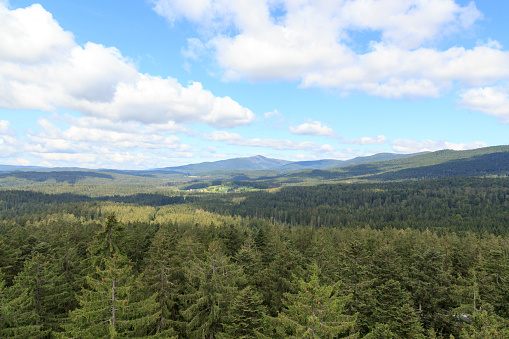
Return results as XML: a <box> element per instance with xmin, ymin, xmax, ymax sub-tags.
<box><xmin>275</xmin><ymin>264</ymin><xmax>356</xmax><ymax>338</ymax></box>
<box><xmin>66</xmin><ymin>253</ymin><xmax>159</xmax><ymax>338</ymax></box>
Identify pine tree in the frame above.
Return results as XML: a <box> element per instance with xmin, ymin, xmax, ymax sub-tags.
<box><xmin>274</xmin><ymin>264</ymin><xmax>356</xmax><ymax>338</ymax></box>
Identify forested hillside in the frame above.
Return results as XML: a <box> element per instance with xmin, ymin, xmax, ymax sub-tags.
<box><xmin>1</xmin><ymin>176</ymin><xmax>509</xmax><ymax>337</ymax></box>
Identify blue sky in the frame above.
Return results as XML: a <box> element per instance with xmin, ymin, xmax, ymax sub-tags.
<box><xmin>0</xmin><ymin>0</ymin><xmax>508</xmax><ymax>169</ymax></box>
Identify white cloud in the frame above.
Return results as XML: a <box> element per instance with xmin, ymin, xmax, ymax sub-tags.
<box><xmin>340</xmin><ymin>0</ymin><xmax>480</xmax><ymax>49</ymax></box>
<box><xmin>1</xmin><ymin>115</ymin><xmax>197</xmax><ymax>169</ymax></box>
<box><xmin>341</xmin><ymin>135</ymin><xmax>387</xmax><ymax>145</ymax></box>
<box><xmin>302</xmin><ymin>44</ymin><xmax>509</xmax><ymax>98</ymax></box>
<box><xmin>204</xmin><ymin>130</ymin><xmax>320</xmax><ymax>150</ymax></box>
<box><xmin>319</xmin><ymin>144</ymin><xmax>335</xmax><ymax>152</ymax></box>
<box><xmin>153</xmin><ymin>0</ymin><xmax>509</xmax><ymax>102</ymax></box>
<box><xmin>72</xmin><ymin>75</ymin><xmax>254</xmax><ymax>127</ymax></box>
<box><xmin>0</xmin><ymin>120</ymin><xmax>13</xmax><ymax>135</ymax></box>
<box><xmin>0</xmin><ymin>4</ymin><xmax>74</xmax><ymax>64</ymax></box>
<box><xmin>30</xmin><ymin>118</ymin><xmax>182</xmax><ymax>153</ymax></box>
<box><xmin>264</xmin><ymin>109</ymin><xmax>281</xmax><ymax>119</ymax></box>
<box><xmin>459</xmin><ymin>86</ymin><xmax>509</xmax><ymax>123</ymax></box>
<box><xmin>289</xmin><ymin>120</ymin><xmax>334</xmax><ymax>136</ymax></box>
<box><xmin>391</xmin><ymin>139</ymin><xmax>487</xmax><ymax>153</ymax></box>
<box><xmin>0</xmin><ymin>3</ymin><xmax>254</xmax><ymax>128</ymax></box>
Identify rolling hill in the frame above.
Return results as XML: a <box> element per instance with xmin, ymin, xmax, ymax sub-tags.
<box><xmin>0</xmin><ymin>145</ymin><xmax>508</xmax><ymax>189</ymax></box>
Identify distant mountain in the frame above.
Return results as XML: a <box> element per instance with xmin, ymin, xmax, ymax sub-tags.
<box><xmin>278</xmin><ymin>153</ymin><xmax>418</xmax><ymax>171</ymax></box>
<box><xmin>283</xmin><ymin>145</ymin><xmax>509</xmax><ymax>183</ymax></box>
<box><xmin>2</xmin><ymin>146</ymin><xmax>508</xmax><ymax>186</ymax></box>
<box><xmin>151</xmin><ymin>153</ymin><xmax>419</xmax><ymax>174</ymax></box>
<box><xmin>152</xmin><ymin>155</ymin><xmax>292</xmax><ymax>174</ymax></box>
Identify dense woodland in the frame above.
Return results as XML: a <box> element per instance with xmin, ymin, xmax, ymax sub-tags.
<box><xmin>1</xmin><ymin>177</ymin><xmax>509</xmax><ymax>337</ymax></box>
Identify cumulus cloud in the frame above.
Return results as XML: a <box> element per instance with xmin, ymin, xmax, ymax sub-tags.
<box><xmin>0</xmin><ymin>4</ymin><xmax>74</xmax><ymax>64</ymax></box>
<box><xmin>391</xmin><ymin>139</ymin><xmax>487</xmax><ymax>153</ymax></box>
<box><xmin>152</xmin><ymin>0</ymin><xmax>509</xmax><ymax>101</ymax></box>
<box><xmin>340</xmin><ymin>0</ymin><xmax>481</xmax><ymax>49</ymax></box>
<box><xmin>289</xmin><ymin>120</ymin><xmax>335</xmax><ymax>136</ymax></box>
<box><xmin>0</xmin><ymin>3</ymin><xmax>254</xmax><ymax>128</ymax></box>
<box><xmin>459</xmin><ymin>86</ymin><xmax>509</xmax><ymax>123</ymax></box>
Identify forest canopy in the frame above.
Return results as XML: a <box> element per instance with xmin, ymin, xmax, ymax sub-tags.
<box><xmin>1</xmin><ymin>176</ymin><xmax>509</xmax><ymax>337</ymax></box>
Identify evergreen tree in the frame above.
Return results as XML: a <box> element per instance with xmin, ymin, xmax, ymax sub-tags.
<box><xmin>222</xmin><ymin>286</ymin><xmax>266</xmax><ymax>338</ymax></box>
<box><xmin>182</xmin><ymin>241</ymin><xmax>245</xmax><ymax>338</ymax></box>
<box><xmin>88</xmin><ymin>213</ymin><xmax>124</xmax><ymax>268</ymax></box>
<box><xmin>274</xmin><ymin>264</ymin><xmax>356</xmax><ymax>338</ymax></box>
<box><xmin>0</xmin><ymin>252</ymin><xmax>54</xmax><ymax>338</ymax></box>
<box><xmin>139</xmin><ymin>225</ymin><xmax>180</xmax><ymax>337</ymax></box>
<box><xmin>234</xmin><ymin>236</ymin><xmax>264</xmax><ymax>289</ymax></box>
<box><xmin>370</xmin><ymin>279</ymin><xmax>424</xmax><ymax>338</ymax></box>
<box><xmin>66</xmin><ymin>253</ymin><xmax>158</xmax><ymax>338</ymax></box>
<box><xmin>460</xmin><ymin>309</ymin><xmax>509</xmax><ymax>338</ymax></box>
<box><xmin>363</xmin><ymin>323</ymin><xmax>398</xmax><ymax>339</ymax></box>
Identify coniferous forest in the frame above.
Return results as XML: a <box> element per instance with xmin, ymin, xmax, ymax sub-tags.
<box><xmin>2</xmin><ymin>176</ymin><xmax>509</xmax><ymax>338</ymax></box>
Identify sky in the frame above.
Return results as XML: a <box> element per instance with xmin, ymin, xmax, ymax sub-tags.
<box><xmin>1</xmin><ymin>0</ymin><xmax>509</xmax><ymax>169</ymax></box>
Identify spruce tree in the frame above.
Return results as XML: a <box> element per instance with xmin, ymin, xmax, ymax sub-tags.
<box><xmin>182</xmin><ymin>241</ymin><xmax>245</xmax><ymax>338</ymax></box>
<box><xmin>138</xmin><ymin>225</ymin><xmax>180</xmax><ymax>337</ymax></box>
<box><xmin>66</xmin><ymin>253</ymin><xmax>158</xmax><ymax>338</ymax></box>
<box><xmin>370</xmin><ymin>279</ymin><xmax>424</xmax><ymax>338</ymax></box>
<box><xmin>460</xmin><ymin>309</ymin><xmax>509</xmax><ymax>338</ymax></box>
<box><xmin>274</xmin><ymin>264</ymin><xmax>356</xmax><ymax>338</ymax></box>
<box><xmin>222</xmin><ymin>286</ymin><xmax>266</xmax><ymax>338</ymax></box>
<box><xmin>0</xmin><ymin>252</ymin><xmax>54</xmax><ymax>338</ymax></box>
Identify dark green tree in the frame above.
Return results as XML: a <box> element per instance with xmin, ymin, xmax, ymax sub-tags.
<box><xmin>0</xmin><ymin>252</ymin><xmax>54</xmax><ymax>338</ymax></box>
<box><xmin>222</xmin><ymin>286</ymin><xmax>266</xmax><ymax>338</ymax></box>
<box><xmin>460</xmin><ymin>309</ymin><xmax>509</xmax><ymax>338</ymax></box>
<box><xmin>182</xmin><ymin>241</ymin><xmax>245</xmax><ymax>338</ymax></box>
<box><xmin>138</xmin><ymin>225</ymin><xmax>181</xmax><ymax>337</ymax></box>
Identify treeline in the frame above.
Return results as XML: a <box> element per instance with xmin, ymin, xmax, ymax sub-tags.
<box><xmin>0</xmin><ymin>190</ymin><xmax>195</xmax><ymax>222</ymax></box>
<box><xmin>195</xmin><ymin>177</ymin><xmax>509</xmax><ymax>235</ymax></box>
<box><xmin>0</xmin><ymin>171</ymin><xmax>114</xmax><ymax>184</ymax></box>
<box><xmin>1</xmin><ymin>205</ymin><xmax>509</xmax><ymax>337</ymax></box>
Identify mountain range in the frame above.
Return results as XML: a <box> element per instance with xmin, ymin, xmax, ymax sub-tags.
<box><xmin>0</xmin><ymin>145</ymin><xmax>508</xmax><ymax>187</ymax></box>
<box><xmin>149</xmin><ymin>152</ymin><xmax>418</xmax><ymax>174</ymax></box>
